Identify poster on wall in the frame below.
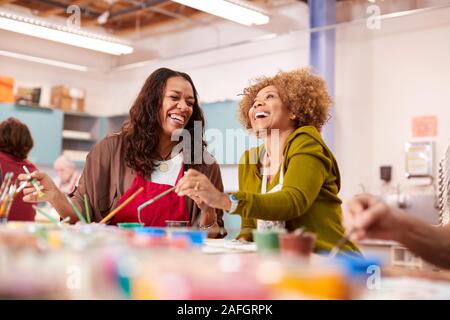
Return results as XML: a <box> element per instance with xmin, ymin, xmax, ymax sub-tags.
<box><xmin>405</xmin><ymin>141</ymin><xmax>434</xmax><ymax>178</ymax></box>
<box><xmin>412</xmin><ymin>115</ymin><xmax>438</xmax><ymax>138</ymax></box>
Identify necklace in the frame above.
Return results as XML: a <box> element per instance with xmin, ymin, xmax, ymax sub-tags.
<box><xmin>159</xmin><ymin>162</ymin><xmax>169</xmax><ymax>172</ymax></box>
<box><xmin>158</xmin><ymin>149</ymin><xmax>173</xmax><ymax>173</ymax></box>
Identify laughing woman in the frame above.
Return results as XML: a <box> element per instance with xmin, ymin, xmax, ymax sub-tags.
<box><xmin>176</xmin><ymin>68</ymin><xmax>360</xmax><ymax>255</ymax></box>
<box><xmin>19</xmin><ymin>68</ymin><xmax>226</xmax><ymax>238</ymax></box>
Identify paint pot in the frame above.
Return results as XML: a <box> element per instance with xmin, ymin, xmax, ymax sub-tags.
<box><xmin>165</xmin><ymin>220</ymin><xmax>189</xmax><ymax>228</ymax></box>
<box><xmin>118</xmin><ymin>222</ymin><xmax>144</xmax><ymax>229</ymax></box>
<box><xmin>279</xmin><ymin>231</ymin><xmax>316</xmax><ymax>257</ymax></box>
<box><xmin>252</xmin><ymin>229</ymin><xmax>285</xmax><ymax>253</ymax></box>
<box><xmin>134</xmin><ymin>227</ymin><xmax>166</xmax><ymax>237</ymax></box>
<box><xmin>171</xmin><ymin>230</ymin><xmax>207</xmax><ymax>246</ymax></box>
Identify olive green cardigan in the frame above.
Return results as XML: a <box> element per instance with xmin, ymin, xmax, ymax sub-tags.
<box><xmin>232</xmin><ymin>126</ymin><xmax>360</xmax><ymax>255</ymax></box>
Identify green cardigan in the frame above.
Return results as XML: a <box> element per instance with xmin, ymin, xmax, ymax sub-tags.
<box><xmin>232</xmin><ymin>126</ymin><xmax>360</xmax><ymax>255</ymax></box>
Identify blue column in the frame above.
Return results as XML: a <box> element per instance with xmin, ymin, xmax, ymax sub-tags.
<box><xmin>309</xmin><ymin>0</ymin><xmax>336</xmax><ymax>150</ymax></box>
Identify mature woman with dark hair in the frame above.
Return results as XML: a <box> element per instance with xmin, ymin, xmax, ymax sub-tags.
<box><xmin>176</xmin><ymin>68</ymin><xmax>360</xmax><ymax>254</ymax></box>
<box><xmin>19</xmin><ymin>68</ymin><xmax>226</xmax><ymax>237</ymax></box>
<box><xmin>0</xmin><ymin>117</ymin><xmax>37</xmax><ymax>221</ymax></box>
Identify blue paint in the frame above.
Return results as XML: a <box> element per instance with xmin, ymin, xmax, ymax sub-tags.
<box><xmin>309</xmin><ymin>0</ymin><xmax>336</xmax><ymax>151</ymax></box>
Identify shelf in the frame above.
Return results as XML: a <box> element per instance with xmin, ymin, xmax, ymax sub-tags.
<box><xmin>62</xmin><ymin>136</ymin><xmax>96</xmax><ymax>142</ymax></box>
<box><xmin>63</xmin><ymin>110</ymin><xmax>99</xmax><ymax>118</ymax></box>
<box><xmin>62</xmin><ymin>149</ymin><xmax>89</xmax><ymax>162</ymax></box>
<box><xmin>62</xmin><ymin>130</ymin><xmax>95</xmax><ymax>141</ymax></box>
<box><xmin>1</xmin><ymin>102</ymin><xmax>56</xmax><ymax>113</ymax></box>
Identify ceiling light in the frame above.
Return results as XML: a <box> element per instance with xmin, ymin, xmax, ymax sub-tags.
<box><xmin>171</xmin><ymin>0</ymin><xmax>269</xmax><ymax>26</ymax></box>
<box><xmin>0</xmin><ymin>49</ymin><xmax>90</xmax><ymax>72</ymax></box>
<box><xmin>0</xmin><ymin>11</ymin><xmax>133</xmax><ymax>55</ymax></box>
<box><xmin>97</xmin><ymin>11</ymin><xmax>111</xmax><ymax>25</ymax></box>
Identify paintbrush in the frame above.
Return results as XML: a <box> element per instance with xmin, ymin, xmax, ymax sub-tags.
<box><xmin>328</xmin><ymin>228</ymin><xmax>356</xmax><ymax>259</ymax></box>
<box><xmin>33</xmin><ymin>205</ymin><xmax>60</xmax><ymax>225</ymax></box>
<box><xmin>23</xmin><ymin>166</ymin><xmax>44</xmax><ymax>198</ymax></box>
<box><xmin>100</xmin><ymin>186</ymin><xmax>145</xmax><ymax>224</ymax></box>
<box><xmin>16</xmin><ymin>180</ymin><xmax>28</xmax><ymax>194</ymax></box>
<box><xmin>0</xmin><ymin>172</ymin><xmax>10</xmax><ymax>196</ymax></box>
<box><xmin>0</xmin><ymin>183</ymin><xmax>16</xmax><ymax>219</ymax></box>
<box><xmin>84</xmin><ymin>194</ymin><xmax>91</xmax><ymax>223</ymax></box>
<box><xmin>137</xmin><ymin>186</ymin><xmax>176</xmax><ymax>223</ymax></box>
<box><xmin>60</xmin><ymin>216</ymin><xmax>71</xmax><ymax>224</ymax></box>
<box><xmin>66</xmin><ymin>195</ymin><xmax>87</xmax><ymax>224</ymax></box>
<box><xmin>0</xmin><ymin>172</ymin><xmax>13</xmax><ymax>201</ymax></box>
<box><xmin>4</xmin><ymin>184</ymin><xmax>17</xmax><ymax>217</ymax></box>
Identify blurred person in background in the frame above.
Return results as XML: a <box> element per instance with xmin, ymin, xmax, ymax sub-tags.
<box><xmin>53</xmin><ymin>155</ymin><xmax>80</xmax><ymax>194</ymax></box>
<box><xmin>0</xmin><ymin>117</ymin><xmax>37</xmax><ymax>221</ymax></box>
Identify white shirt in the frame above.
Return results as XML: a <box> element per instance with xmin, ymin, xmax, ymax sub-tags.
<box><xmin>151</xmin><ymin>152</ymin><xmax>183</xmax><ymax>186</ymax></box>
<box><xmin>257</xmin><ymin>153</ymin><xmax>286</xmax><ymax>231</ymax></box>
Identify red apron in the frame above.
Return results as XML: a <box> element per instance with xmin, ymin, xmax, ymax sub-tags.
<box><xmin>112</xmin><ymin>165</ymin><xmax>189</xmax><ymax>227</ymax></box>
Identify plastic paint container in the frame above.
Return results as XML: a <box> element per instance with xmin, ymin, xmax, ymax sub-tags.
<box><xmin>165</xmin><ymin>220</ymin><xmax>189</xmax><ymax>228</ymax></box>
<box><xmin>118</xmin><ymin>223</ymin><xmax>144</xmax><ymax>229</ymax></box>
<box><xmin>252</xmin><ymin>229</ymin><xmax>285</xmax><ymax>253</ymax></box>
<box><xmin>279</xmin><ymin>232</ymin><xmax>316</xmax><ymax>257</ymax></box>
<box><xmin>171</xmin><ymin>230</ymin><xmax>207</xmax><ymax>246</ymax></box>
<box><xmin>134</xmin><ymin>227</ymin><xmax>166</xmax><ymax>237</ymax></box>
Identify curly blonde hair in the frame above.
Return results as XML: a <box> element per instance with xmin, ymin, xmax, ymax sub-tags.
<box><xmin>238</xmin><ymin>68</ymin><xmax>332</xmax><ymax>131</ymax></box>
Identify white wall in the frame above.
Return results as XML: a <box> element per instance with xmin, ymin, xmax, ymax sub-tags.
<box><xmin>104</xmin><ymin>1</ymin><xmax>310</xmax><ymax>113</ymax></box>
<box><xmin>0</xmin><ymin>30</ymin><xmax>113</xmax><ymax>115</ymax></box>
<box><xmin>334</xmin><ymin>6</ymin><xmax>450</xmax><ymax>202</ymax></box>
<box><xmin>2</xmin><ymin>2</ymin><xmax>449</xmax><ymax>201</ymax></box>
<box><xmin>106</xmin><ymin>30</ymin><xmax>310</xmax><ymax>113</ymax></box>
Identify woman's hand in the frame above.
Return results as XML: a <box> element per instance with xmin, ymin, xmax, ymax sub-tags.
<box><xmin>344</xmin><ymin>193</ymin><xmax>405</xmax><ymax>242</ymax></box>
<box><xmin>175</xmin><ymin>169</ymin><xmax>231</xmax><ymax>211</ymax></box>
<box><xmin>18</xmin><ymin>170</ymin><xmax>60</xmax><ymax>203</ymax></box>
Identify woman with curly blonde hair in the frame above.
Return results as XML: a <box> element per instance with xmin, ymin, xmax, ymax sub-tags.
<box><xmin>177</xmin><ymin>68</ymin><xmax>360</xmax><ymax>255</ymax></box>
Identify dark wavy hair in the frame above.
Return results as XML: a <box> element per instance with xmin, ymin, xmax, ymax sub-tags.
<box><xmin>0</xmin><ymin>117</ymin><xmax>34</xmax><ymax>160</ymax></box>
<box><xmin>121</xmin><ymin>67</ymin><xmax>207</xmax><ymax>177</ymax></box>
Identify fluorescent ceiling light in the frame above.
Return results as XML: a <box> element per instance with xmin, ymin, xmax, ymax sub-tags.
<box><xmin>0</xmin><ymin>11</ymin><xmax>133</xmax><ymax>55</ymax></box>
<box><xmin>171</xmin><ymin>0</ymin><xmax>269</xmax><ymax>26</ymax></box>
<box><xmin>0</xmin><ymin>49</ymin><xmax>90</xmax><ymax>72</ymax></box>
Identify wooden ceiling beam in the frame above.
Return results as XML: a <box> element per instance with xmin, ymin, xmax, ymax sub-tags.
<box><xmin>82</xmin><ymin>0</ymin><xmax>167</xmax><ymax>28</ymax></box>
<box><xmin>0</xmin><ymin>0</ymin><xmax>17</xmax><ymax>5</ymax></box>
<box><xmin>113</xmin><ymin>9</ymin><xmax>205</xmax><ymax>36</ymax></box>
<box><xmin>36</xmin><ymin>0</ymin><xmax>92</xmax><ymax>17</ymax></box>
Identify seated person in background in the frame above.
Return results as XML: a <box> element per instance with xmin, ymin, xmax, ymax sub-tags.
<box><xmin>176</xmin><ymin>68</ymin><xmax>360</xmax><ymax>255</ymax></box>
<box><xmin>0</xmin><ymin>117</ymin><xmax>38</xmax><ymax>221</ymax></box>
<box><xmin>345</xmin><ymin>193</ymin><xmax>450</xmax><ymax>269</ymax></box>
<box><xmin>53</xmin><ymin>155</ymin><xmax>80</xmax><ymax>194</ymax></box>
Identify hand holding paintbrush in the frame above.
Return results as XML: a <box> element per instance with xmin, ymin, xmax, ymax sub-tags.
<box><xmin>18</xmin><ymin>170</ymin><xmax>59</xmax><ymax>203</ymax></box>
<box><xmin>22</xmin><ymin>166</ymin><xmax>44</xmax><ymax>198</ymax></box>
<box><xmin>329</xmin><ymin>194</ymin><xmax>405</xmax><ymax>258</ymax></box>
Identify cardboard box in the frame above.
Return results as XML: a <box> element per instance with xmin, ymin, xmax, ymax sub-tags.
<box><xmin>51</xmin><ymin>85</ymin><xmax>85</xmax><ymax>113</ymax></box>
<box><xmin>0</xmin><ymin>76</ymin><xmax>14</xmax><ymax>103</ymax></box>
<box><xmin>16</xmin><ymin>87</ymin><xmax>41</xmax><ymax>105</ymax></box>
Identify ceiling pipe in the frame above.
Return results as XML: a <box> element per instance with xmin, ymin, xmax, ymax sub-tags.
<box><xmin>31</xmin><ymin>0</ymin><xmax>101</xmax><ymax>18</ymax></box>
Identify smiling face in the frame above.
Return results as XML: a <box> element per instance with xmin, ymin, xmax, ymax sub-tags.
<box><xmin>159</xmin><ymin>76</ymin><xmax>195</xmax><ymax>138</ymax></box>
<box><xmin>248</xmin><ymin>85</ymin><xmax>296</xmax><ymax>134</ymax></box>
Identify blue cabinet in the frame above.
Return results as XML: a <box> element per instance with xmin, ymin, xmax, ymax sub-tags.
<box><xmin>1</xmin><ymin>100</ymin><xmax>253</xmax><ymax>167</ymax></box>
<box><xmin>202</xmin><ymin>100</ymin><xmax>260</xmax><ymax>164</ymax></box>
<box><xmin>0</xmin><ymin>104</ymin><xmax>63</xmax><ymax>166</ymax></box>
